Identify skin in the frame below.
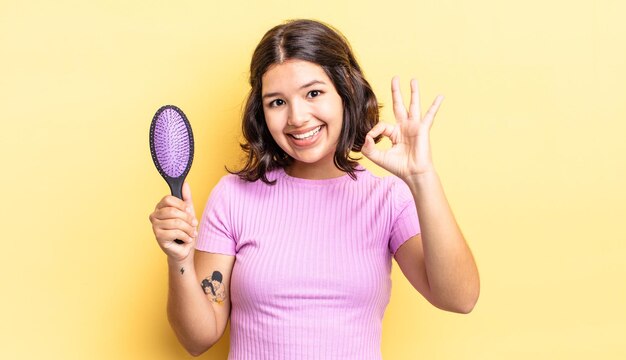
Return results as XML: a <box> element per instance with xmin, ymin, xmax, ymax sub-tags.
<box><xmin>149</xmin><ymin>59</ymin><xmax>480</xmax><ymax>356</ymax></box>
<box><xmin>361</xmin><ymin>77</ymin><xmax>480</xmax><ymax>313</ymax></box>
<box><xmin>262</xmin><ymin>59</ymin><xmax>345</xmax><ymax>180</ymax></box>
<box><xmin>150</xmin><ymin>184</ymin><xmax>232</xmax><ymax>356</ymax></box>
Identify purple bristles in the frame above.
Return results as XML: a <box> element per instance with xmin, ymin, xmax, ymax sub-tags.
<box><xmin>152</xmin><ymin>108</ymin><xmax>191</xmax><ymax>178</ymax></box>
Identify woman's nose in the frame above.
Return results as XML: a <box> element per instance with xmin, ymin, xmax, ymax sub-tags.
<box><xmin>287</xmin><ymin>101</ymin><xmax>310</xmax><ymax>127</ymax></box>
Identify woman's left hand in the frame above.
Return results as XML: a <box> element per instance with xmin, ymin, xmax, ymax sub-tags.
<box><xmin>361</xmin><ymin>77</ymin><xmax>444</xmax><ymax>182</ymax></box>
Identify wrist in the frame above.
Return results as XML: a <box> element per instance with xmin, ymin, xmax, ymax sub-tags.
<box><xmin>403</xmin><ymin>170</ymin><xmax>440</xmax><ymax>192</ymax></box>
<box><xmin>167</xmin><ymin>254</ymin><xmax>195</xmax><ymax>273</ymax></box>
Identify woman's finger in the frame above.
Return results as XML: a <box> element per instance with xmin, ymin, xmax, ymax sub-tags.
<box><xmin>361</xmin><ymin>134</ymin><xmax>384</xmax><ymax>167</ymax></box>
<box><xmin>391</xmin><ymin>76</ymin><xmax>408</xmax><ymax>122</ymax></box>
<box><xmin>182</xmin><ymin>182</ymin><xmax>195</xmax><ymax>215</ymax></box>
<box><xmin>362</xmin><ymin>122</ymin><xmax>398</xmax><ymax>167</ymax></box>
<box><xmin>155</xmin><ymin>195</ymin><xmax>186</xmax><ymax>212</ymax></box>
<box><xmin>159</xmin><ymin>229</ymin><xmax>194</xmax><ymax>246</ymax></box>
<box><xmin>367</xmin><ymin>122</ymin><xmax>396</xmax><ymax>140</ymax></box>
<box><xmin>153</xmin><ymin>206</ymin><xmax>197</xmax><ymax>225</ymax></box>
<box><xmin>423</xmin><ymin>95</ymin><xmax>445</xmax><ymax>127</ymax></box>
<box><xmin>157</xmin><ymin>218</ymin><xmax>198</xmax><ymax>239</ymax></box>
<box><xmin>408</xmin><ymin>78</ymin><xmax>421</xmax><ymax>121</ymax></box>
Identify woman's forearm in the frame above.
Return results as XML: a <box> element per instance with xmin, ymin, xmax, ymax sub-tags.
<box><xmin>166</xmin><ymin>257</ymin><xmax>218</xmax><ymax>356</ymax></box>
<box><xmin>405</xmin><ymin>171</ymin><xmax>480</xmax><ymax>313</ymax></box>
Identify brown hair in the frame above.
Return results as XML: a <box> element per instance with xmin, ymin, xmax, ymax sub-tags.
<box><xmin>227</xmin><ymin>19</ymin><xmax>381</xmax><ymax>184</ymax></box>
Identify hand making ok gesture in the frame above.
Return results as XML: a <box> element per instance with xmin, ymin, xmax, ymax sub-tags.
<box><xmin>361</xmin><ymin>76</ymin><xmax>444</xmax><ymax>182</ymax></box>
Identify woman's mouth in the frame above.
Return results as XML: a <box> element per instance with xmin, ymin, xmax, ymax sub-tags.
<box><xmin>290</xmin><ymin>125</ymin><xmax>322</xmax><ymax>139</ymax></box>
<box><xmin>288</xmin><ymin>125</ymin><xmax>324</xmax><ymax>147</ymax></box>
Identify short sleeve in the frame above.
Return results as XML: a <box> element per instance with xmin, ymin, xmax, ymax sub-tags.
<box><xmin>388</xmin><ymin>178</ymin><xmax>421</xmax><ymax>255</ymax></box>
<box><xmin>195</xmin><ymin>176</ymin><xmax>237</xmax><ymax>255</ymax></box>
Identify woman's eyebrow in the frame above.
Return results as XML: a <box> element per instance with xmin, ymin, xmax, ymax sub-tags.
<box><xmin>262</xmin><ymin>80</ymin><xmax>327</xmax><ymax>99</ymax></box>
<box><xmin>299</xmin><ymin>79</ymin><xmax>326</xmax><ymax>89</ymax></box>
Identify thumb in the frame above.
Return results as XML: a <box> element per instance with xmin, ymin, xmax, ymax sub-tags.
<box><xmin>182</xmin><ymin>182</ymin><xmax>195</xmax><ymax>214</ymax></box>
<box><xmin>361</xmin><ymin>135</ymin><xmax>385</xmax><ymax>167</ymax></box>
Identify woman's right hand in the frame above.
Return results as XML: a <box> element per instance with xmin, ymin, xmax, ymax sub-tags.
<box><xmin>149</xmin><ymin>182</ymin><xmax>199</xmax><ymax>263</ymax></box>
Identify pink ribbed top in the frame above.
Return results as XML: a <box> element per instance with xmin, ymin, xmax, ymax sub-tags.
<box><xmin>196</xmin><ymin>166</ymin><xmax>420</xmax><ymax>360</ymax></box>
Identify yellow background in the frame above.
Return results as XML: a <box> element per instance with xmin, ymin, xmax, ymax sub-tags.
<box><xmin>2</xmin><ymin>0</ymin><xmax>625</xmax><ymax>358</ymax></box>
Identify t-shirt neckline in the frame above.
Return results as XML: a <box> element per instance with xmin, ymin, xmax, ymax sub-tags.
<box><xmin>275</xmin><ymin>165</ymin><xmax>365</xmax><ymax>186</ymax></box>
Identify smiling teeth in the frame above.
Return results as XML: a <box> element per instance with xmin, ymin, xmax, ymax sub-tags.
<box><xmin>292</xmin><ymin>126</ymin><xmax>321</xmax><ymax>140</ymax></box>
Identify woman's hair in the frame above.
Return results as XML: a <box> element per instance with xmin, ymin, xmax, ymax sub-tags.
<box><xmin>227</xmin><ymin>19</ymin><xmax>381</xmax><ymax>184</ymax></box>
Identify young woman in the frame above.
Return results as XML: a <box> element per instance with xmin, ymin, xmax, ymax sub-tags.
<box><xmin>149</xmin><ymin>19</ymin><xmax>479</xmax><ymax>359</ymax></box>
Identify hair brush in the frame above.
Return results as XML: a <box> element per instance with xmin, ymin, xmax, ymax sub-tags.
<box><xmin>149</xmin><ymin>105</ymin><xmax>194</xmax><ymax>244</ymax></box>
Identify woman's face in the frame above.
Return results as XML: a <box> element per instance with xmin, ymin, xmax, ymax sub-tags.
<box><xmin>261</xmin><ymin>59</ymin><xmax>343</xmax><ymax>173</ymax></box>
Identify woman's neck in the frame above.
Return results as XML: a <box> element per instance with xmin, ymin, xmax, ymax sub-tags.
<box><xmin>284</xmin><ymin>160</ymin><xmax>346</xmax><ymax>180</ymax></box>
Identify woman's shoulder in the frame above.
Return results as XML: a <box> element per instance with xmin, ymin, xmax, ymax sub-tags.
<box><xmin>357</xmin><ymin>168</ymin><xmax>413</xmax><ymax>204</ymax></box>
<box><xmin>212</xmin><ymin>169</ymin><xmax>282</xmax><ymax>192</ymax></box>
<box><xmin>356</xmin><ymin>167</ymin><xmax>405</xmax><ymax>189</ymax></box>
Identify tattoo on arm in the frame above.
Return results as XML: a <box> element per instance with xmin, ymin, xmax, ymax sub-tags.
<box><xmin>180</xmin><ymin>267</ymin><xmax>185</xmax><ymax>275</ymax></box>
<box><xmin>201</xmin><ymin>271</ymin><xmax>226</xmax><ymax>304</ymax></box>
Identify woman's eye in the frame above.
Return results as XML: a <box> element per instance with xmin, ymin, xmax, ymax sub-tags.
<box><xmin>308</xmin><ymin>90</ymin><xmax>321</xmax><ymax>98</ymax></box>
<box><xmin>270</xmin><ymin>99</ymin><xmax>285</xmax><ymax>107</ymax></box>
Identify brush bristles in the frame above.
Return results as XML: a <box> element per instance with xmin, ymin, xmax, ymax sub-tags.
<box><xmin>153</xmin><ymin>108</ymin><xmax>191</xmax><ymax>178</ymax></box>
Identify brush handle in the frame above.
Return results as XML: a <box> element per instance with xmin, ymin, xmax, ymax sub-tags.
<box><xmin>169</xmin><ymin>176</ymin><xmax>184</xmax><ymax>199</ymax></box>
<box><xmin>168</xmin><ymin>176</ymin><xmax>186</xmax><ymax>244</ymax></box>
